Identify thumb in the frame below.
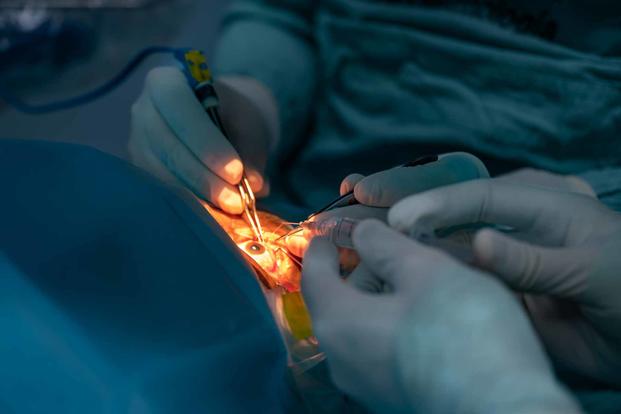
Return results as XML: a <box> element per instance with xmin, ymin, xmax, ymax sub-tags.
<box><xmin>340</xmin><ymin>173</ymin><xmax>365</xmax><ymax>195</ymax></box>
<box><xmin>301</xmin><ymin>237</ymin><xmax>353</xmax><ymax>318</ymax></box>
<box><xmin>473</xmin><ymin>229</ymin><xmax>589</xmax><ymax>299</ymax></box>
<box><xmin>354</xmin><ymin>152</ymin><xmax>488</xmax><ymax>207</ymax></box>
<box><xmin>353</xmin><ymin>219</ymin><xmax>443</xmax><ymax>290</ymax></box>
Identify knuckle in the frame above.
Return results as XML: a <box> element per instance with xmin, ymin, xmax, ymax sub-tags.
<box><xmin>445</xmin><ymin>152</ymin><xmax>488</xmax><ymax>180</ymax></box>
<box><xmin>459</xmin><ymin>152</ymin><xmax>488</xmax><ymax>177</ymax></box>
<box><xmin>474</xmin><ymin>179</ymin><xmax>494</xmax><ymax>222</ymax></box>
<box><xmin>520</xmin><ymin>248</ymin><xmax>542</xmax><ymax>288</ymax></box>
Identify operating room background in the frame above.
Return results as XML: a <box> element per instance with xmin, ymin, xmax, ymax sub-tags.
<box><xmin>0</xmin><ymin>0</ymin><xmax>230</xmax><ymax>159</ymax></box>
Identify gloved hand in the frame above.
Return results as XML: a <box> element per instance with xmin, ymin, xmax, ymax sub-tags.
<box><xmin>496</xmin><ymin>168</ymin><xmax>596</xmax><ymax>197</ymax></box>
<box><xmin>287</xmin><ymin>152</ymin><xmax>489</xmax><ymax>256</ymax></box>
<box><xmin>339</xmin><ymin>152</ymin><xmax>489</xmax><ymax>207</ymax></box>
<box><xmin>302</xmin><ymin>220</ymin><xmax>580</xmax><ymax>414</ymax></box>
<box><xmin>389</xmin><ymin>180</ymin><xmax>621</xmax><ymax>387</ymax></box>
<box><xmin>128</xmin><ymin>67</ymin><xmax>278</xmax><ymax>214</ymax></box>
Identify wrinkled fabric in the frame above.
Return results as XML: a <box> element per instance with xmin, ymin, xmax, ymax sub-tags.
<box><xmin>0</xmin><ymin>139</ymin><xmax>301</xmax><ymax>414</ymax></box>
<box><xmin>214</xmin><ymin>0</ymin><xmax>621</xmax><ymax>211</ymax></box>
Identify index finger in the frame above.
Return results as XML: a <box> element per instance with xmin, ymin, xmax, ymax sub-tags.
<box><xmin>301</xmin><ymin>238</ymin><xmax>355</xmax><ymax>318</ymax></box>
<box><xmin>354</xmin><ymin>152</ymin><xmax>489</xmax><ymax>207</ymax></box>
<box><xmin>311</xmin><ymin>204</ymin><xmax>387</xmax><ymax>224</ymax></box>
<box><xmin>352</xmin><ymin>220</ymin><xmax>447</xmax><ymax>290</ymax></box>
<box><xmin>146</xmin><ymin>67</ymin><xmax>243</xmax><ymax>185</ymax></box>
<box><xmin>388</xmin><ymin>180</ymin><xmax>581</xmax><ymax>245</ymax></box>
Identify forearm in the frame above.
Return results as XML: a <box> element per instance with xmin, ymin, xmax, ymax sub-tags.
<box><xmin>213</xmin><ymin>0</ymin><xmax>317</xmax><ymax>159</ymax></box>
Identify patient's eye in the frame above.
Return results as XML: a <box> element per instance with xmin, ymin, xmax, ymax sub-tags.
<box><xmin>246</xmin><ymin>242</ymin><xmax>266</xmax><ymax>254</ymax></box>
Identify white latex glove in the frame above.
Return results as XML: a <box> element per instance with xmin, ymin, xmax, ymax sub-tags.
<box><xmin>340</xmin><ymin>152</ymin><xmax>489</xmax><ymax>207</ymax></box>
<box><xmin>302</xmin><ymin>220</ymin><xmax>580</xmax><ymax>414</ymax></box>
<box><xmin>496</xmin><ymin>168</ymin><xmax>596</xmax><ymax>198</ymax></box>
<box><xmin>287</xmin><ymin>153</ymin><xmax>489</xmax><ymax>257</ymax></box>
<box><xmin>389</xmin><ymin>180</ymin><xmax>621</xmax><ymax>387</ymax></box>
<box><xmin>318</xmin><ymin>152</ymin><xmax>488</xmax><ymax>227</ymax></box>
<box><xmin>128</xmin><ymin>67</ymin><xmax>278</xmax><ymax>214</ymax></box>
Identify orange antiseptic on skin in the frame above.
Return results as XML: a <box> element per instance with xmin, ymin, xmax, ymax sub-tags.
<box><xmin>200</xmin><ymin>200</ymin><xmax>314</xmax><ymax>340</ymax></box>
<box><xmin>199</xmin><ymin>200</ymin><xmax>301</xmax><ymax>293</ymax></box>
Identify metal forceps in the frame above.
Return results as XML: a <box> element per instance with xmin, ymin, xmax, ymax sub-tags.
<box><xmin>179</xmin><ymin>50</ymin><xmax>265</xmax><ymax>242</ymax></box>
<box><xmin>238</xmin><ymin>176</ymin><xmax>264</xmax><ymax>242</ymax></box>
<box><xmin>306</xmin><ymin>155</ymin><xmax>440</xmax><ymax>220</ymax></box>
<box><xmin>278</xmin><ymin>155</ymin><xmax>441</xmax><ymax>241</ymax></box>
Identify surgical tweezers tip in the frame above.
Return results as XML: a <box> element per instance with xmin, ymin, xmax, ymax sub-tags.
<box><xmin>238</xmin><ymin>176</ymin><xmax>264</xmax><ymax>242</ymax></box>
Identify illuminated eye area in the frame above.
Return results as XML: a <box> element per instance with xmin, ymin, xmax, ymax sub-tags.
<box><xmin>199</xmin><ymin>199</ymin><xmax>301</xmax><ymax>292</ymax></box>
<box><xmin>246</xmin><ymin>242</ymin><xmax>265</xmax><ymax>254</ymax></box>
<box><xmin>238</xmin><ymin>240</ymin><xmax>278</xmax><ymax>274</ymax></box>
<box><xmin>199</xmin><ymin>199</ymin><xmax>316</xmax><ymax>346</ymax></box>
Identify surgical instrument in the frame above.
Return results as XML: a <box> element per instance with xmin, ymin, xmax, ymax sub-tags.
<box><xmin>306</xmin><ymin>155</ymin><xmax>439</xmax><ymax>221</ymax></box>
<box><xmin>180</xmin><ymin>49</ymin><xmax>264</xmax><ymax>242</ymax></box>
<box><xmin>293</xmin><ymin>216</ymin><xmax>474</xmax><ymax>263</ymax></box>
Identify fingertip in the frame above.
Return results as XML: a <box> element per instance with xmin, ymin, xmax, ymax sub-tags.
<box><xmin>301</xmin><ymin>237</ymin><xmax>341</xmax><ymax>301</ymax></box>
<box><xmin>351</xmin><ymin>218</ymin><xmax>386</xmax><ymax>247</ymax></box>
<box><xmin>222</xmin><ymin>158</ymin><xmax>244</xmax><ymax>184</ymax></box>
<box><xmin>353</xmin><ymin>177</ymin><xmax>373</xmax><ymax>205</ymax></box>
<box><xmin>246</xmin><ymin>168</ymin><xmax>265</xmax><ymax>193</ymax></box>
<box><xmin>472</xmin><ymin>228</ymin><xmax>502</xmax><ymax>269</ymax></box>
<box><xmin>285</xmin><ymin>231</ymin><xmax>310</xmax><ymax>258</ymax></box>
<box><xmin>256</xmin><ymin>179</ymin><xmax>270</xmax><ymax>197</ymax></box>
<box><xmin>387</xmin><ymin>201</ymin><xmax>408</xmax><ymax>232</ymax></box>
<box><xmin>387</xmin><ymin>196</ymin><xmax>418</xmax><ymax>233</ymax></box>
<box><xmin>340</xmin><ymin>173</ymin><xmax>365</xmax><ymax>195</ymax></box>
<box><xmin>216</xmin><ymin>186</ymin><xmax>244</xmax><ymax>214</ymax></box>
<box><xmin>440</xmin><ymin>152</ymin><xmax>490</xmax><ymax>180</ymax></box>
<box><xmin>388</xmin><ymin>192</ymin><xmax>440</xmax><ymax>234</ymax></box>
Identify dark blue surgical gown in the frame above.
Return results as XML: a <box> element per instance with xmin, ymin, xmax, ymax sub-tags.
<box><xmin>0</xmin><ymin>139</ymin><xmax>304</xmax><ymax>413</ymax></box>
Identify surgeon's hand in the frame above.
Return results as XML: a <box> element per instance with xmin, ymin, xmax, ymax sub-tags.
<box><xmin>129</xmin><ymin>67</ymin><xmax>278</xmax><ymax>214</ymax></box>
<box><xmin>389</xmin><ymin>180</ymin><xmax>621</xmax><ymax>387</ymax></box>
<box><xmin>302</xmin><ymin>220</ymin><xmax>580</xmax><ymax>414</ymax></box>
<box><xmin>340</xmin><ymin>152</ymin><xmax>489</xmax><ymax>207</ymax></box>
<box><xmin>322</xmin><ymin>152</ymin><xmax>488</xmax><ymax>224</ymax></box>
<box><xmin>287</xmin><ymin>152</ymin><xmax>489</xmax><ymax>257</ymax></box>
<box><xmin>496</xmin><ymin>168</ymin><xmax>596</xmax><ymax>198</ymax></box>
